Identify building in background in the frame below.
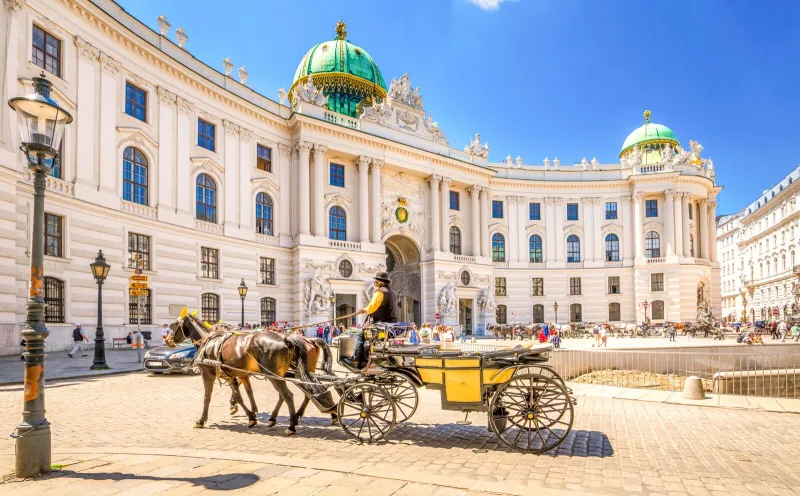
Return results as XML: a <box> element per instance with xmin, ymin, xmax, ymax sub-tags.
<box><xmin>717</xmin><ymin>213</ymin><xmax>743</xmax><ymax>322</ymax></box>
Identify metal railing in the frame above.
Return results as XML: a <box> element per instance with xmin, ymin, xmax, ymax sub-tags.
<box><xmin>549</xmin><ymin>349</ymin><xmax>800</xmax><ymax>398</ymax></box>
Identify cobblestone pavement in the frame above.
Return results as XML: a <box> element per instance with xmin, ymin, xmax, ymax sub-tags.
<box><xmin>2</xmin><ymin>373</ymin><xmax>800</xmax><ymax>495</ymax></box>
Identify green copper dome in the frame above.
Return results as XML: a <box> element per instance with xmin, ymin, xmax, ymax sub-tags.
<box><xmin>619</xmin><ymin>110</ymin><xmax>680</xmax><ymax>158</ymax></box>
<box><xmin>290</xmin><ymin>21</ymin><xmax>387</xmax><ymax>118</ymax></box>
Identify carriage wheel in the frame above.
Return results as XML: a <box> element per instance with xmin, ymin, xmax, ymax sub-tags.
<box><xmin>375</xmin><ymin>372</ymin><xmax>419</xmax><ymax>423</ymax></box>
<box><xmin>337</xmin><ymin>383</ymin><xmax>397</xmax><ymax>443</ymax></box>
<box><xmin>505</xmin><ymin>367</ymin><xmax>569</xmax><ymax>428</ymax></box>
<box><xmin>488</xmin><ymin>374</ymin><xmax>574</xmax><ymax>454</ymax></box>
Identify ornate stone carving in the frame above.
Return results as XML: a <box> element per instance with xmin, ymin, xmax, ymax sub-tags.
<box><xmin>396</xmin><ymin>110</ymin><xmax>418</xmax><ymax>132</ymax></box>
<box><xmin>543</xmin><ymin>157</ymin><xmax>550</xmax><ymax>169</ymax></box>
<box><xmin>591</xmin><ymin>157</ymin><xmax>599</xmax><ymax>170</ymax></box>
<box><xmin>175</xmin><ymin>27</ymin><xmax>188</xmax><ymax>48</ymax></box>
<box><xmin>478</xmin><ymin>287</ymin><xmax>496</xmax><ymax>313</ymax></box>
<box><xmin>238</xmin><ymin>66</ymin><xmax>248</xmax><ymax>85</ymax></box>
<box><xmin>504</xmin><ymin>155</ymin><xmax>513</xmax><ymax>167</ymax></box>
<box><xmin>277</xmin><ymin>88</ymin><xmax>287</xmax><ymax>105</ymax></box>
<box><xmin>240</xmin><ymin>128</ymin><xmax>254</xmax><ymax>143</ymax></box>
<box><xmin>157</xmin><ymin>15</ymin><xmax>170</xmax><ymax>36</ymax></box>
<box><xmin>296</xmin><ymin>140</ymin><xmax>313</xmax><ymax>153</ymax></box>
<box><xmin>313</xmin><ymin>144</ymin><xmax>328</xmax><ymax>156</ymax></box>
<box><xmin>423</xmin><ymin>115</ymin><xmax>446</xmax><ymax>143</ymax></box>
<box><xmin>117</xmin><ymin>132</ymin><xmax>156</xmax><ymax>157</ymax></box>
<box><xmin>222</xmin><ymin>57</ymin><xmax>233</xmax><ymax>76</ymax></box>
<box><xmin>464</xmin><ymin>133</ymin><xmax>490</xmax><ymax>159</ymax></box>
<box><xmin>99</xmin><ymin>53</ymin><xmax>120</xmax><ymax>74</ymax></box>
<box><xmin>553</xmin><ymin>157</ymin><xmax>560</xmax><ymax>169</ymax></box>
<box><xmin>303</xmin><ymin>267</ymin><xmax>333</xmax><ymax>316</ymax></box>
<box><xmin>370</xmin><ymin>159</ymin><xmax>383</xmax><ymax>171</ymax></box>
<box><xmin>361</xmin><ymin>99</ymin><xmax>393</xmax><ymax>125</ymax></box>
<box><xmin>665</xmin><ymin>189</ymin><xmax>675</xmax><ymax>200</ymax></box>
<box><xmin>177</xmin><ymin>97</ymin><xmax>193</xmax><ymax>115</ymax></box>
<box><xmin>580</xmin><ymin>157</ymin><xmax>589</xmax><ymax>170</ymax></box>
<box><xmin>74</xmin><ymin>36</ymin><xmax>100</xmax><ymax>61</ymax></box>
<box><xmin>355</xmin><ymin>155</ymin><xmax>371</xmax><ymax>170</ymax></box>
<box><xmin>157</xmin><ymin>86</ymin><xmax>176</xmax><ymax>105</ymax></box>
<box><xmin>387</xmin><ymin>73</ymin><xmax>424</xmax><ymax>110</ymax></box>
<box><xmin>291</xmin><ymin>75</ymin><xmax>328</xmax><ymax>107</ymax></box>
<box><xmin>325</xmin><ymin>192</ymin><xmax>351</xmax><ymax>208</ymax></box>
<box><xmin>660</xmin><ymin>143</ymin><xmax>675</xmax><ymax>164</ymax></box>
<box><xmin>438</xmin><ymin>283</ymin><xmax>458</xmax><ymax>316</ymax></box>
<box><xmin>515</xmin><ymin>156</ymin><xmax>523</xmax><ymax>167</ymax></box>
<box><xmin>4</xmin><ymin>0</ymin><xmax>25</xmax><ymax>14</ymax></box>
<box><xmin>357</xmin><ymin>261</ymin><xmax>386</xmax><ymax>274</ymax></box>
<box><xmin>622</xmin><ymin>145</ymin><xmax>643</xmax><ymax>167</ymax></box>
<box><xmin>222</xmin><ymin>119</ymin><xmax>240</xmax><ymax>136</ymax></box>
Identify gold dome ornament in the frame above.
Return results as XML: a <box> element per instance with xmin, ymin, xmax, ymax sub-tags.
<box><xmin>643</xmin><ymin>109</ymin><xmax>651</xmax><ymax>122</ymax></box>
<box><xmin>336</xmin><ymin>20</ymin><xmax>347</xmax><ymax>40</ymax></box>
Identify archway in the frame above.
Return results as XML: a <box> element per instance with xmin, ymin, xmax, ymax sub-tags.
<box><xmin>385</xmin><ymin>235</ymin><xmax>421</xmax><ymax>325</ymax></box>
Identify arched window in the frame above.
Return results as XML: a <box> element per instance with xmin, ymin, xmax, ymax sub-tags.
<box><xmin>449</xmin><ymin>226</ymin><xmax>462</xmax><ymax>255</ymax></box>
<box><xmin>201</xmin><ymin>293</ymin><xmax>220</xmax><ymax>323</ymax></box>
<box><xmin>329</xmin><ymin>206</ymin><xmax>347</xmax><ymax>240</ymax></box>
<box><xmin>260</xmin><ymin>297</ymin><xmax>276</xmax><ymax>325</ymax></box>
<box><xmin>608</xmin><ymin>302</ymin><xmax>621</xmax><ymax>322</ymax></box>
<box><xmin>532</xmin><ymin>304</ymin><xmax>544</xmax><ymax>323</ymax></box>
<box><xmin>43</xmin><ymin>277</ymin><xmax>64</xmax><ymax>323</ymax></box>
<box><xmin>651</xmin><ymin>300</ymin><xmax>665</xmax><ymax>320</ymax></box>
<box><xmin>196</xmin><ymin>174</ymin><xmax>217</xmax><ymax>223</ymax></box>
<box><xmin>529</xmin><ymin>234</ymin><xmax>543</xmax><ymax>263</ymax></box>
<box><xmin>605</xmin><ymin>233</ymin><xmax>620</xmax><ymax>262</ymax></box>
<box><xmin>492</xmin><ymin>233</ymin><xmax>505</xmax><ymax>262</ymax></box>
<box><xmin>567</xmin><ymin>235</ymin><xmax>581</xmax><ymax>263</ymax></box>
<box><xmin>255</xmin><ymin>192</ymin><xmax>274</xmax><ymax>235</ymax></box>
<box><xmin>645</xmin><ymin>231</ymin><xmax>661</xmax><ymax>258</ymax></box>
<box><xmin>689</xmin><ymin>233</ymin><xmax>695</xmax><ymax>257</ymax></box>
<box><xmin>495</xmin><ymin>304</ymin><xmax>507</xmax><ymax>324</ymax></box>
<box><xmin>569</xmin><ymin>303</ymin><xmax>582</xmax><ymax>323</ymax></box>
<box><xmin>122</xmin><ymin>147</ymin><xmax>148</xmax><ymax>205</ymax></box>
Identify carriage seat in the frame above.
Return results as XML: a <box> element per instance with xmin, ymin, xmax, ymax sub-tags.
<box><xmin>383</xmin><ymin>344</ymin><xmax>450</xmax><ymax>356</ymax></box>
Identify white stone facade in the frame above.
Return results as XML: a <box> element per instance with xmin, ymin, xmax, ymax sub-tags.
<box><xmin>0</xmin><ymin>0</ymin><xmax>719</xmax><ymax>354</ymax></box>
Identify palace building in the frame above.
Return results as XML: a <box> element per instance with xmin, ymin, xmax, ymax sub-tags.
<box><xmin>0</xmin><ymin>0</ymin><xmax>720</xmax><ymax>354</ymax></box>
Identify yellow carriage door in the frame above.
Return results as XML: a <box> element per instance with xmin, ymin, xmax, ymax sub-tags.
<box><xmin>443</xmin><ymin>358</ymin><xmax>481</xmax><ymax>403</ymax></box>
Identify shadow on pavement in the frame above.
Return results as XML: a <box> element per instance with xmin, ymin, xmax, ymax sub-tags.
<box><xmin>33</xmin><ymin>469</ymin><xmax>258</xmax><ymax>490</ymax></box>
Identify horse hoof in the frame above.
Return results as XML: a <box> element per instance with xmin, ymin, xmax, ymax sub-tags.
<box><xmin>331</xmin><ymin>415</ymin><xmax>339</xmax><ymax>426</ymax></box>
<box><xmin>194</xmin><ymin>422</ymin><xmax>205</xmax><ymax>429</ymax></box>
<box><xmin>248</xmin><ymin>419</ymin><xmax>258</xmax><ymax>428</ymax></box>
<box><xmin>266</xmin><ymin>420</ymin><xmax>276</xmax><ymax>428</ymax></box>
<box><xmin>230</xmin><ymin>407</ymin><xmax>238</xmax><ymax>416</ymax></box>
<box><xmin>284</xmin><ymin>428</ymin><xmax>296</xmax><ymax>436</ymax></box>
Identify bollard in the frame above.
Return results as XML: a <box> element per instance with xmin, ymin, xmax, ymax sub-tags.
<box><xmin>683</xmin><ymin>376</ymin><xmax>706</xmax><ymax>400</ymax></box>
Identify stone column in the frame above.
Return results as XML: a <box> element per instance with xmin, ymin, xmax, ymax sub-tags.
<box><xmin>621</xmin><ymin>196</ymin><xmax>633</xmax><ymax>261</ymax></box>
<box><xmin>428</xmin><ymin>175</ymin><xmax>441</xmax><ymax>253</ymax></box>
<box><xmin>175</xmin><ymin>98</ymin><xmax>193</xmax><ymax>214</ymax></box>
<box><xmin>297</xmin><ymin>141</ymin><xmax>312</xmax><ymax>236</ymax></box>
<box><xmin>156</xmin><ymin>88</ymin><xmax>176</xmax><ymax>212</ymax></box>
<box><xmin>74</xmin><ymin>37</ymin><xmax>99</xmax><ymax>189</ymax></box>
<box><xmin>311</xmin><ymin>145</ymin><xmax>327</xmax><ymax>237</ymax></box>
<box><xmin>708</xmin><ymin>200</ymin><xmax>718</xmax><ymax>262</ymax></box>
<box><xmin>357</xmin><ymin>156</ymin><xmax>370</xmax><ymax>243</ymax></box>
<box><xmin>277</xmin><ymin>143</ymin><xmax>293</xmax><ymax>238</ymax></box>
<box><xmin>507</xmin><ymin>196</ymin><xmax>518</xmax><ymax>261</ymax></box>
<box><xmin>554</xmin><ymin>198</ymin><xmax>565</xmax><ymax>262</ymax></box>
<box><xmin>440</xmin><ymin>178</ymin><xmax>451</xmax><ymax>253</ymax></box>
<box><xmin>222</xmin><ymin>120</ymin><xmax>240</xmax><ymax>226</ymax></box>
<box><xmin>633</xmin><ymin>193</ymin><xmax>644</xmax><ymax>262</ymax></box>
<box><xmin>699</xmin><ymin>200</ymin><xmax>709</xmax><ymax>259</ymax></box>
<box><xmin>370</xmin><ymin>160</ymin><xmax>383</xmax><ymax>243</ymax></box>
<box><xmin>673</xmin><ymin>191</ymin><xmax>684</xmax><ymax>257</ymax></box>
<box><xmin>682</xmin><ymin>194</ymin><xmax>692</xmax><ymax>257</ymax></box>
<box><xmin>480</xmin><ymin>187</ymin><xmax>491</xmax><ymax>257</ymax></box>
<box><xmin>665</xmin><ymin>190</ymin><xmax>675</xmax><ymax>256</ymax></box>
<box><xmin>583</xmin><ymin>198</ymin><xmax>595</xmax><ymax>262</ymax></box>
<box><xmin>545</xmin><ymin>198</ymin><xmax>557</xmax><ymax>263</ymax></box>
<box><xmin>468</xmin><ymin>186</ymin><xmax>480</xmax><ymax>257</ymax></box>
<box><xmin>238</xmin><ymin>129</ymin><xmax>253</xmax><ymax>229</ymax></box>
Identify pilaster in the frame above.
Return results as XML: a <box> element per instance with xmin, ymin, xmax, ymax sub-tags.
<box><xmin>156</xmin><ymin>87</ymin><xmax>176</xmax><ymax>221</ymax></box>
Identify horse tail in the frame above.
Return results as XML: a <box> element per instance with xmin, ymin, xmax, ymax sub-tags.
<box><xmin>284</xmin><ymin>334</ymin><xmax>325</xmax><ymax>395</ymax></box>
<box><xmin>308</xmin><ymin>337</ymin><xmax>332</xmax><ymax>375</ymax></box>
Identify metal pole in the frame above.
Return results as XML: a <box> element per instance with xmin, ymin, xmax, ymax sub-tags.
<box><xmin>135</xmin><ymin>257</ymin><xmax>142</xmax><ymax>364</ymax></box>
<box><xmin>241</xmin><ymin>296</ymin><xmax>245</xmax><ymax>327</ymax></box>
<box><xmin>90</xmin><ymin>277</ymin><xmax>108</xmax><ymax>369</ymax></box>
<box><xmin>15</xmin><ymin>165</ymin><xmax>51</xmax><ymax>477</ymax></box>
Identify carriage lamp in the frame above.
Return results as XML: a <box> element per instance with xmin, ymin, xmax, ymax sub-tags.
<box><xmin>238</xmin><ymin>279</ymin><xmax>248</xmax><ymax>327</ymax></box>
<box><xmin>553</xmin><ymin>301</ymin><xmax>559</xmax><ymax>324</ymax></box>
<box><xmin>89</xmin><ymin>250</ymin><xmax>111</xmax><ymax>371</ymax></box>
<box><xmin>9</xmin><ymin>72</ymin><xmax>73</xmax><ymax>479</ymax></box>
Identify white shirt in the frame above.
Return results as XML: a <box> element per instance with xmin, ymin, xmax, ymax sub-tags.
<box><xmin>161</xmin><ymin>327</ymin><xmax>170</xmax><ymax>337</ymax></box>
<box><xmin>778</xmin><ymin>322</ymin><xmax>788</xmax><ymax>333</ymax></box>
<box><xmin>600</xmin><ymin>327</ymin><xmax>607</xmax><ymax>337</ymax></box>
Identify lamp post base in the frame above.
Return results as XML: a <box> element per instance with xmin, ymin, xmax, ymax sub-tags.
<box><xmin>15</xmin><ymin>422</ymin><xmax>51</xmax><ymax>478</ymax></box>
<box><xmin>90</xmin><ymin>336</ymin><xmax>109</xmax><ymax>370</ymax></box>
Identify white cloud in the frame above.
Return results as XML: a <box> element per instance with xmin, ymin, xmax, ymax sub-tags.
<box><xmin>467</xmin><ymin>0</ymin><xmax>516</xmax><ymax>11</ymax></box>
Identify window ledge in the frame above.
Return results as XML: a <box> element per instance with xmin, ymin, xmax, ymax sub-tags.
<box><xmin>257</xmin><ymin>283</ymin><xmax>278</xmax><ymax>288</ymax></box>
<box><xmin>121</xmin><ymin>267</ymin><xmax>157</xmax><ymax>275</ymax></box>
<box><xmin>44</xmin><ymin>255</ymin><xmax>72</xmax><ymax>263</ymax></box>
<box><xmin>25</xmin><ymin>63</ymin><xmax>68</xmax><ymax>86</ymax></box>
<box><xmin>197</xmin><ymin>276</ymin><xmax>222</xmax><ymax>282</ymax></box>
<box><xmin>120</xmin><ymin>112</ymin><xmax>152</xmax><ymax>129</ymax></box>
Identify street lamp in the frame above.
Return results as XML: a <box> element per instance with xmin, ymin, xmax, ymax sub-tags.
<box><xmin>330</xmin><ymin>292</ymin><xmax>337</xmax><ymax>328</ymax></box>
<box><xmin>642</xmin><ymin>300</ymin><xmax>650</xmax><ymax>325</ymax></box>
<box><xmin>553</xmin><ymin>301</ymin><xmax>559</xmax><ymax>324</ymax></box>
<box><xmin>238</xmin><ymin>279</ymin><xmax>248</xmax><ymax>327</ymax></box>
<box><xmin>89</xmin><ymin>250</ymin><xmax>111</xmax><ymax>370</ymax></box>
<box><xmin>9</xmin><ymin>73</ymin><xmax>73</xmax><ymax>478</ymax></box>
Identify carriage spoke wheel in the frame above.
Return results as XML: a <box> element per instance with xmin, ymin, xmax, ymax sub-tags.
<box><xmin>375</xmin><ymin>373</ymin><xmax>419</xmax><ymax>423</ymax></box>
<box><xmin>488</xmin><ymin>374</ymin><xmax>574</xmax><ymax>454</ymax></box>
<box><xmin>337</xmin><ymin>383</ymin><xmax>397</xmax><ymax>443</ymax></box>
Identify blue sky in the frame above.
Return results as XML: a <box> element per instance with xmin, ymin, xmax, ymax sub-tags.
<box><xmin>117</xmin><ymin>0</ymin><xmax>800</xmax><ymax>214</ymax></box>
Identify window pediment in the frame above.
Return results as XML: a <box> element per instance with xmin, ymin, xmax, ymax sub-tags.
<box><xmin>117</xmin><ymin>127</ymin><xmax>158</xmax><ymax>158</ymax></box>
<box><xmin>190</xmin><ymin>157</ymin><xmax>224</xmax><ymax>177</ymax></box>
<box><xmin>251</xmin><ymin>177</ymin><xmax>279</xmax><ymax>196</ymax></box>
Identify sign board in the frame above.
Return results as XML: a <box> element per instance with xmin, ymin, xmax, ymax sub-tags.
<box><xmin>130</xmin><ymin>275</ymin><xmax>148</xmax><ymax>282</ymax></box>
<box><xmin>435</xmin><ymin>313</ymin><xmax>440</xmax><ymax>319</ymax></box>
<box><xmin>129</xmin><ymin>289</ymin><xmax>143</xmax><ymax>297</ymax></box>
<box><xmin>130</xmin><ymin>283</ymin><xmax>149</xmax><ymax>289</ymax></box>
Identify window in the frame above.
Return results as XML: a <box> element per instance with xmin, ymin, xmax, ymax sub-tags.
<box><xmin>44</xmin><ymin>213</ymin><xmax>63</xmax><ymax>257</ymax></box>
<box><xmin>128</xmin><ymin>233</ymin><xmax>150</xmax><ymax>270</ymax></box>
<box><xmin>651</xmin><ymin>300</ymin><xmax>665</xmax><ymax>320</ymax></box>
<box><xmin>570</xmin><ymin>303</ymin><xmax>582</xmax><ymax>323</ymax></box>
<box><xmin>605</xmin><ymin>233</ymin><xmax>620</xmax><ymax>262</ymax></box>
<box><xmin>330</xmin><ymin>163</ymin><xmax>345</xmax><ymax>187</ymax></box>
<box><xmin>255</xmin><ymin>192</ymin><xmax>274</xmax><ymax>235</ymax></box>
<box><xmin>197</xmin><ymin>119</ymin><xmax>216</xmax><ymax>151</ymax></box>
<box><xmin>125</xmin><ymin>82</ymin><xmax>147</xmax><ymax>122</ymax></box>
<box><xmin>201</xmin><ymin>293</ymin><xmax>220</xmax><ymax>323</ymax></box>
<box><xmin>689</xmin><ymin>234</ymin><xmax>695</xmax><ymax>257</ymax></box>
<box><xmin>645</xmin><ymin>199</ymin><xmax>658</xmax><ymax>217</ymax></box>
<box><xmin>645</xmin><ymin>231</ymin><xmax>661</xmax><ymax>258</ymax></box>
<box><xmin>129</xmin><ymin>289</ymin><xmax>152</xmax><ymax>324</ymax></box>
<box><xmin>329</xmin><ymin>206</ymin><xmax>347</xmax><ymax>240</ymax></box>
<box><xmin>201</xmin><ymin>247</ymin><xmax>219</xmax><ymax>279</ymax></box>
<box><xmin>567</xmin><ymin>203</ymin><xmax>579</xmax><ymax>221</ymax></box>
<box><xmin>339</xmin><ymin>260</ymin><xmax>353</xmax><ymax>278</ymax></box>
<box><xmin>195</xmin><ymin>174</ymin><xmax>217</xmax><ymax>223</ymax></box>
<box><xmin>43</xmin><ymin>277</ymin><xmax>64</xmax><ymax>323</ymax></box>
<box><xmin>532</xmin><ymin>304</ymin><xmax>544</xmax><ymax>323</ymax></box>
<box><xmin>529</xmin><ymin>235</ymin><xmax>543</xmax><ymax>263</ymax></box>
<box><xmin>492</xmin><ymin>200</ymin><xmax>503</xmax><ymax>219</ymax></box>
<box><xmin>256</xmin><ymin>144</ymin><xmax>272</xmax><ymax>172</ymax></box>
<box><xmin>608</xmin><ymin>276</ymin><xmax>620</xmax><ymax>295</ymax></box>
<box><xmin>605</xmin><ymin>202</ymin><xmax>617</xmax><ymax>220</ymax></box>
<box><xmin>651</xmin><ymin>273</ymin><xmax>664</xmax><ymax>292</ymax></box>
<box><xmin>449</xmin><ymin>190</ymin><xmax>460</xmax><ymax>210</ymax></box>
<box><xmin>449</xmin><ymin>226</ymin><xmax>462</xmax><ymax>255</ymax></box>
<box><xmin>530</xmin><ymin>202</ymin><xmax>541</xmax><ymax>221</ymax></box>
<box><xmin>569</xmin><ymin>277</ymin><xmax>581</xmax><ymax>296</ymax></box>
<box><xmin>32</xmin><ymin>25</ymin><xmax>61</xmax><ymax>77</ymax></box>
<box><xmin>567</xmin><ymin>234</ymin><xmax>581</xmax><ymax>263</ymax></box>
<box><xmin>608</xmin><ymin>302</ymin><xmax>621</xmax><ymax>322</ymax></box>
<box><xmin>531</xmin><ymin>278</ymin><xmax>544</xmax><ymax>296</ymax></box>
<box><xmin>496</xmin><ymin>305</ymin><xmax>507</xmax><ymax>324</ymax></box>
<box><xmin>261</xmin><ymin>297</ymin><xmax>276</xmax><ymax>325</ymax></box>
<box><xmin>460</xmin><ymin>271</ymin><xmax>471</xmax><ymax>286</ymax></box>
<box><xmin>260</xmin><ymin>257</ymin><xmax>275</xmax><ymax>285</ymax></box>
<box><xmin>495</xmin><ymin>277</ymin><xmax>507</xmax><ymax>296</ymax></box>
<box><xmin>492</xmin><ymin>233</ymin><xmax>505</xmax><ymax>262</ymax></box>
<box><xmin>123</xmin><ymin>147</ymin><xmax>148</xmax><ymax>205</ymax></box>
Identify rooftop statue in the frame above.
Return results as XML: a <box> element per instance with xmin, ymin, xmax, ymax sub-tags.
<box><xmin>388</xmin><ymin>73</ymin><xmax>424</xmax><ymax>111</ymax></box>
<box><xmin>464</xmin><ymin>133</ymin><xmax>490</xmax><ymax>159</ymax></box>
<box><xmin>292</xmin><ymin>75</ymin><xmax>328</xmax><ymax>108</ymax></box>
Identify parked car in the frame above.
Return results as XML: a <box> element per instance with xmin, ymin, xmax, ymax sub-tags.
<box><xmin>331</xmin><ymin>328</ymin><xmax>360</xmax><ymax>348</ymax></box>
<box><xmin>143</xmin><ymin>343</ymin><xmax>196</xmax><ymax>374</ymax></box>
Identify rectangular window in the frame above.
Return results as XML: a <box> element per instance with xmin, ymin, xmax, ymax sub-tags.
<box><xmin>129</xmin><ymin>289</ymin><xmax>152</xmax><ymax>325</ymax></box>
<box><xmin>651</xmin><ymin>273</ymin><xmax>664</xmax><ymax>292</ymax></box>
<box><xmin>197</xmin><ymin>119</ymin><xmax>216</xmax><ymax>151</ymax></box>
<box><xmin>531</xmin><ymin>278</ymin><xmax>544</xmax><ymax>296</ymax></box>
<box><xmin>256</xmin><ymin>144</ymin><xmax>272</xmax><ymax>172</ymax></box>
<box><xmin>201</xmin><ymin>247</ymin><xmax>219</xmax><ymax>279</ymax></box>
<box><xmin>330</xmin><ymin>163</ymin><xmax>345</xmax><ymax>187</ymax></box>
<box><xmin>567</xmin><ymin>202</ymin><xmax>579</xmax><ymax>221</ymax></box>
<box><xmin>492</xmin><ymin>200</ymin><xmax>503</xmax><ymax>219</ymax></box>
<box><xmin>569</xmin><ymin>277</ymin><xmax>581</xmax><ymax>296</ymax></box>
<box><xmin>449</xmin><ymin>190</ymin><xmax>460</xmax><ymax>211</ymax></box>
<box><xmin>44</xmin><ymin>213</ymin><xmax>63</xmax><ymax>257</ymax></box>
<box><xmin>495</xmin><ymin>277</ymin><xmax>507</xmax><ymax>296</ymax></box>
<box><xmin>32</xmin><ymin>25</ymin><xmax>61</xmax><ymax>78</ymax></box>
<box><xmin>605</xmin><ymin>202</ymin><xmax>617</xmax><ymax>220</ymax></box>
<box><xmin>128</xmin><ymin>233</ymin><xmax>151</xmax><ymax>271</ymax></box>
<box><xmin>260</xmin><ymin>257</ymin><xmax>275</xmax><ymax>285</ymax></box>
<box><xmin>645</xmin><ymin>199</ymin><xmax>658</xmax><ymax>218</ymax></box>
<box><xmin>125</xmin><ymin>82</ymin><xmax>147</xmax><ymax>122</ymax></box>
<box><xmin>608</xmin><ymin>276</ymin><xmax>620</xmax><ymax>295</ymax></box>
<box><xmin>530</xmin><ymin>202</ymin><xmax>541</xmax><ymax>221</ymax></box>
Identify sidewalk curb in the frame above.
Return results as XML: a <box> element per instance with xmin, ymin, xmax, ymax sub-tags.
<box><xmin>0</xmin><ymin>368</ymin><xmax>144</xmax><ymax>387</ymax></box>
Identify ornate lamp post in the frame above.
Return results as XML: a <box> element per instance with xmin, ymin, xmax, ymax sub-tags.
<box><xmin>553</xmin><ymin>301</ymin><xmax>559</xmax><ymax>324</ymax></box>
<box><xmin>238</xmin><ymin>279</ymin><xmax>248</xmax><ymax>327</ymax></box>
<box><xmin>642</xmin><ymin>300</ymin><xmax>650</xmax><ymax>325</ymax></box>
<box><xmin>89</xmin><ymin>250</ymin><xmax>111</xmax><ymax>370</ymax></box>
<box><xmin>330</xmin><ymin>292</ymin><xmax>337</xmax><ymax>329</ymax></box>
<box><xmin>8</xmin><ymin>73</ymin><xmax>73</xmax><ymax>478</ymax></box>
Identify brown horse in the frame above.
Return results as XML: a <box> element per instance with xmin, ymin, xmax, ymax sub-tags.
<box><xmin>167</xmin><ymin>311</ymin><xmax>331</xmax><ymax>435</ymax></box>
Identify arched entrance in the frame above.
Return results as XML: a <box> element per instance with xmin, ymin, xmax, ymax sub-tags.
<box><xmin>385</xmin><ymin>235</ymin><xmax>421</xmax><ymax>325</ymax></box>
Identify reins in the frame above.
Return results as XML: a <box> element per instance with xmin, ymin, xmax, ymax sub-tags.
<box><xmin>281</xmin><ymin>311</ymin><xmax>361</xmax><ymax>331</ymax></box>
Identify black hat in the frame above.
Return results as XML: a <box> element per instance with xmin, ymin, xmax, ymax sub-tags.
<box><xmin>374</xmin><ymin>271</ymin><xmax>391</xmax><ymax>283</ymax></box>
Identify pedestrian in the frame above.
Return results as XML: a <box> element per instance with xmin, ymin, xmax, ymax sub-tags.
<box><xmin>600</xmin><ymin>324</ymin><xmax>608</xmax><ymax>347</ymax></box>
<box><xmin>161</xmin><ymin>323</ymin><xmax>171</xmax><ymax>344</ymax></box>
<box><xmin>668</xmin><ymin>325</ymin><xmax>676</xmax><ymax>342</ymax></box>
<box><xmin>592</xmin><ymin>323</ymin><xmax>601</xmax><ymax>347</ymax></box>
<box><xmin>323</xmin><ymin>321</ymin><xmax>331</xmax><ymax>344</ymax></box>
<box><xmin>68</xmin><ymin>323</ymin><xmax>88</xmax><ymax>357</ymax></box>
<box><xmin>408</xmin><ymin>324</ymin><xmax>420</xmax><ymax>345</ymax></box>
<box><xmin>551</xmin><ymin>330</ymin><xmax>561</xmax><ymax>349</ymax></box>
<box><xmin>791</xmin><ymin>322</ymin><xmax>800</xmax><ymax>342</ymax></box>
<box><xmin>778</xmin><ymin>320</ymin><xmax>788</xmax><ymax>343</ymax></box>
<box><xmin>316</xmin><ymin>325</ymin><xmax>323</xmax><ymax>339</ymax></box>
<box><xmin>770</xmin><ymin>321</ymin><xmax>779</xmax><ymax>340</ymax></box>
<box><xmin>542</xmin><ymin>322</ymin><xmax>549</xmax><ymax>339</ymax></box>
